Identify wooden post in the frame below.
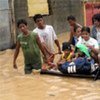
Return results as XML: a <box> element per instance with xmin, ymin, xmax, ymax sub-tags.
<box><xmin>83</xmin><ymin>0</ymin><xmax>87</xmax><ymax>26</ymax></box>
<box><xmin>10</xmin><ymin>0</ymin><xmax>16</xmax><ymax>45</ymax></box>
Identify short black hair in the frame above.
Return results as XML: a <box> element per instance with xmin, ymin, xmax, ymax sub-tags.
<box><xmin>81</xmin><ymin>26</ymin><xmax>90</xmax><ymax>33</ymax></box>
<box><xmin>17</xmin><ymin>19</ymin><xmax>27</xmax><ymax>27</ymax></box>
<box><xmin>67</xmin><ymin>15</ymin><xmax>76</xmax><ymax>21</ymax></box>
<box><xmin>62</xmin><ymin>42</ymin><xmax>71</xmax><ymax>51</ymax></box>
<box><xmin>92</xmin><ymin>13</ymin><xmax>100</xmax><ymax>24</ymax></box>
<box><xmin>74</xmin><ymin>26</ymin><xmax>80</xmax><ymax>32</ymax></box>
<box><xmin>33</xmin><ymin>14</ymin><xmax>43</xmax><ymax>23</ymax></box>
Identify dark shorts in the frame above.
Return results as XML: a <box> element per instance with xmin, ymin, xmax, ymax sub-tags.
<box><xmin>25</xmin><ymin>63</ymin><xmax>41</xmax><ymax>74</ymax></box>
<box><xmin>58</xmin><ymin>62</ymin><xmax>70</xmax><ymax>74</ymax></box>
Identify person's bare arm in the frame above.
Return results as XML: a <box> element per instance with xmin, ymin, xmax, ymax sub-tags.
<box><xmin>69</xmin><ymin>32</ymin><xmax>73</xmax><ymax>43</ymax></box>
<box><xmin>91</xmin><ymin>47</ymin><xmax>99</xmax><ymax>54</ymax></box>
<box><xmin>36</xmin><ymin>35</ymin><xmax>47</xmax><ymax>60</ymax></box>
<box><xmin>13</xmin><ymin>41</ymin><xmax>20</xmax><ymax>69</ymax></box>
<box><xmin>87</xmin><ymin>45</ymin><xmax>99</xmax><ymax>55</ymax></box>
<box><xmin>57</xmin><ymin>56</ymin><xmax>62</xmax><ymax>64</ymax></box>
<box><xmin>68</xmin><ymin>26</ymin><xmax>74</xmax><ymax>43</ymax></box>
<box><xmin>55</xmin><ymin>39</ymin><xmax>62</xmax><ymax>54</ymax></box>
<box><xmin>42</xmin><ymin>42</ymin><xmax>53</xmax><ymax>55</ymax></box>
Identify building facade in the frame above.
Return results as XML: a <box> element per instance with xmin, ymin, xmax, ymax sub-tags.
<box><xmin>0</xmin><ymin>0</ymin><xmax>99</xmax><ymax>50</ymax></box>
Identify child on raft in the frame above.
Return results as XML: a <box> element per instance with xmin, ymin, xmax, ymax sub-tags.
<box><xmin>57</xmin><ymin>42</ymin><xmax>74</xmax><ymax>66</ymax></box>
<box><xmin>77</xmin><ymin>26</ymin><xmax>99</xmax><ymax>63</ymax></box>
<box><xmin>58</xmin><ymin>43</ymin><xmax>99</xmax><ymax>74</ymax></box>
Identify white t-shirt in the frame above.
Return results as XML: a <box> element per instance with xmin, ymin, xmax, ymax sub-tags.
<box><xmin>33</xmin><ymin>25</ymin><xmax>57</xmax><ymax>53</ymax></box>
<box><xmin>77</xmin><ymin>36</ymin><xmax>99</xmax><ymax>49</ymax></box>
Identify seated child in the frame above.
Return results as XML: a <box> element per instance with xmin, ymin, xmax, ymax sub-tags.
<box><xmin>58</xmin><ymin>44</ymin><xmax>98</xmax><ymax>74</ymax></box>
<box><xmin>42</xmin><ymin>42</ymin><xmax>74</xmax><ymax>70</ymax></box>
<box><xmin>57</xmin><ymin>42</ymin><xmax>74</xmax><ymax>66</ymax></box>
<box><xmin>77</xmin><ymin>26</ymin><xmax>99</xmax><ymax>63</ymax></box>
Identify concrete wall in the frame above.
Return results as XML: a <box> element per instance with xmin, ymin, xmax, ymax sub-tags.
<box><xmin>14</xmin><ymin>0</ymin><xmax>84</xmax><ymax>35</ymax></box>
<box><xmin>0</xmin><ymin>0</ymin><xmax>12</xmax><ymax>50</ymax></box>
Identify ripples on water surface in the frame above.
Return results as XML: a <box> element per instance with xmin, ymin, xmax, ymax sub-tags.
<box><xmin>0</xmin><ymin>33</ymin><xmax>100</xmax><ymax>100</ymax></box>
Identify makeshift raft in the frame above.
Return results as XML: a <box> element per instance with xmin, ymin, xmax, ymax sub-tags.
<box><xmin>40</xmin><ymin>69</ymin><xmax>100</xmax><ymax>80</ymax></box>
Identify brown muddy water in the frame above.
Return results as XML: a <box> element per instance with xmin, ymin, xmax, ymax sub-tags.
<box><xmin>0</xmin><ymin>33</ymin><xmax>100</xmax><ymax>100</ymax></box>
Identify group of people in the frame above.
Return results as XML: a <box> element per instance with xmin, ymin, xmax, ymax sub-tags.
<box><xmin>13</xmin><ymin>14</ymin><xmax>100</xmax><ymax>75</ymax></box>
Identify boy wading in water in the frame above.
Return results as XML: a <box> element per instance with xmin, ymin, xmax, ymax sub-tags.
<box><xmin>33</xmin><ymin>14</ymin><xmax>62</xmax><ymax>69</ymax></box>
<box><xmin>13</xmin><ymin>19</ymin><xmax>47</xmax><ymax>74</ymax></box>
<box><xmin>33</xmin><ymin>14</ymin><xmax>61</xmax><ymax>55</ymax></box>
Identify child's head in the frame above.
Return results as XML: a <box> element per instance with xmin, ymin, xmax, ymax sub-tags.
<box><xmin>17</xmin><ymin>19</ymin><xmax>28</xmax><ymax>33</ymax></box>
<box><xmin>33</xmin><ymin>14</ymin><xmax>44</xmax><ymax>28</ymax></box>
<box><xmin>62</xmin><ymin>42</ymin><xmax>71</xmax><ymax>54</ymax></box>
<box><xmin>74</xmin><ymin>26</ymin><xmax>81</xmax><ymax>37</ymax></box>
<box><xmin>67</xmin><ymin>15</ymin><xmax>76</xmax><ymax>26</ymax></box>
<box><xmin>81</xmin><ymin>26</ymin><xmax>90</xmax><ymax>41</ymax></box>
<box><xmin>92</xmin><ymin>13</ymin><xmax>100</xmax><ymax>27</ymax></box>
<box><xmin>75</xmin><ymin>44</ymin><xmax>90</xmax><ymax>57</ymax></box>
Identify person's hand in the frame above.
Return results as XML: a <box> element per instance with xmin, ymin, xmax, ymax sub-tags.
<box><xmin>58</xmin><ymin>49</ymin><xmax>62</xmax><ymax>54</ymax></box>
<box><xmin>86</xmin><ymin>44</ymin><xmax>93</xmax><ymax>49</ymax></box>
<box><xmin>13</xmin><ymin>62</ymin><xmax>18</xmax><ymax>69</ymax></box>
<box><xmin>47</xmin><ymin>54</ymin><xmax>55</xmax><ymax>62</ymax></box>
<box><xmin>42</xmin><ymin>63</ymin><xmax>47</xmax><ymax>70</ymax></box>
<box><xmin>57</xmin><ymin>60</ymin><xmax>65</xmax><ymax>65</ymax></box>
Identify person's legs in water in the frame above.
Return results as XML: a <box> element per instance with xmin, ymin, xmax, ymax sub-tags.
<box><xmin>25</xmin><ymin>64</ymin><xmax>33</xmax><ymax>74</ymax></box>
<box><xmin>32</xmin><ymin>62</ymin><xmax>42</xmax><ymax>70</ymax></box>
<box><xmin>25</xmin><ymin>62</ymin><xmax>42</xmax><ymax>74</ymax></box>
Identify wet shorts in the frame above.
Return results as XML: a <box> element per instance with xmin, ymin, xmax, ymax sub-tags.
<box><xmin>25</xmin><ymin>63</ymin><xmax>41</xmax><ymax>74</ymax></box>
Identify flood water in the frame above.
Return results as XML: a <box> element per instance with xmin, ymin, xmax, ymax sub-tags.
<box><xmin>0</xmin><ymin>33</ymin><xmax>100</xmax><ymax>100</ymax></box>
